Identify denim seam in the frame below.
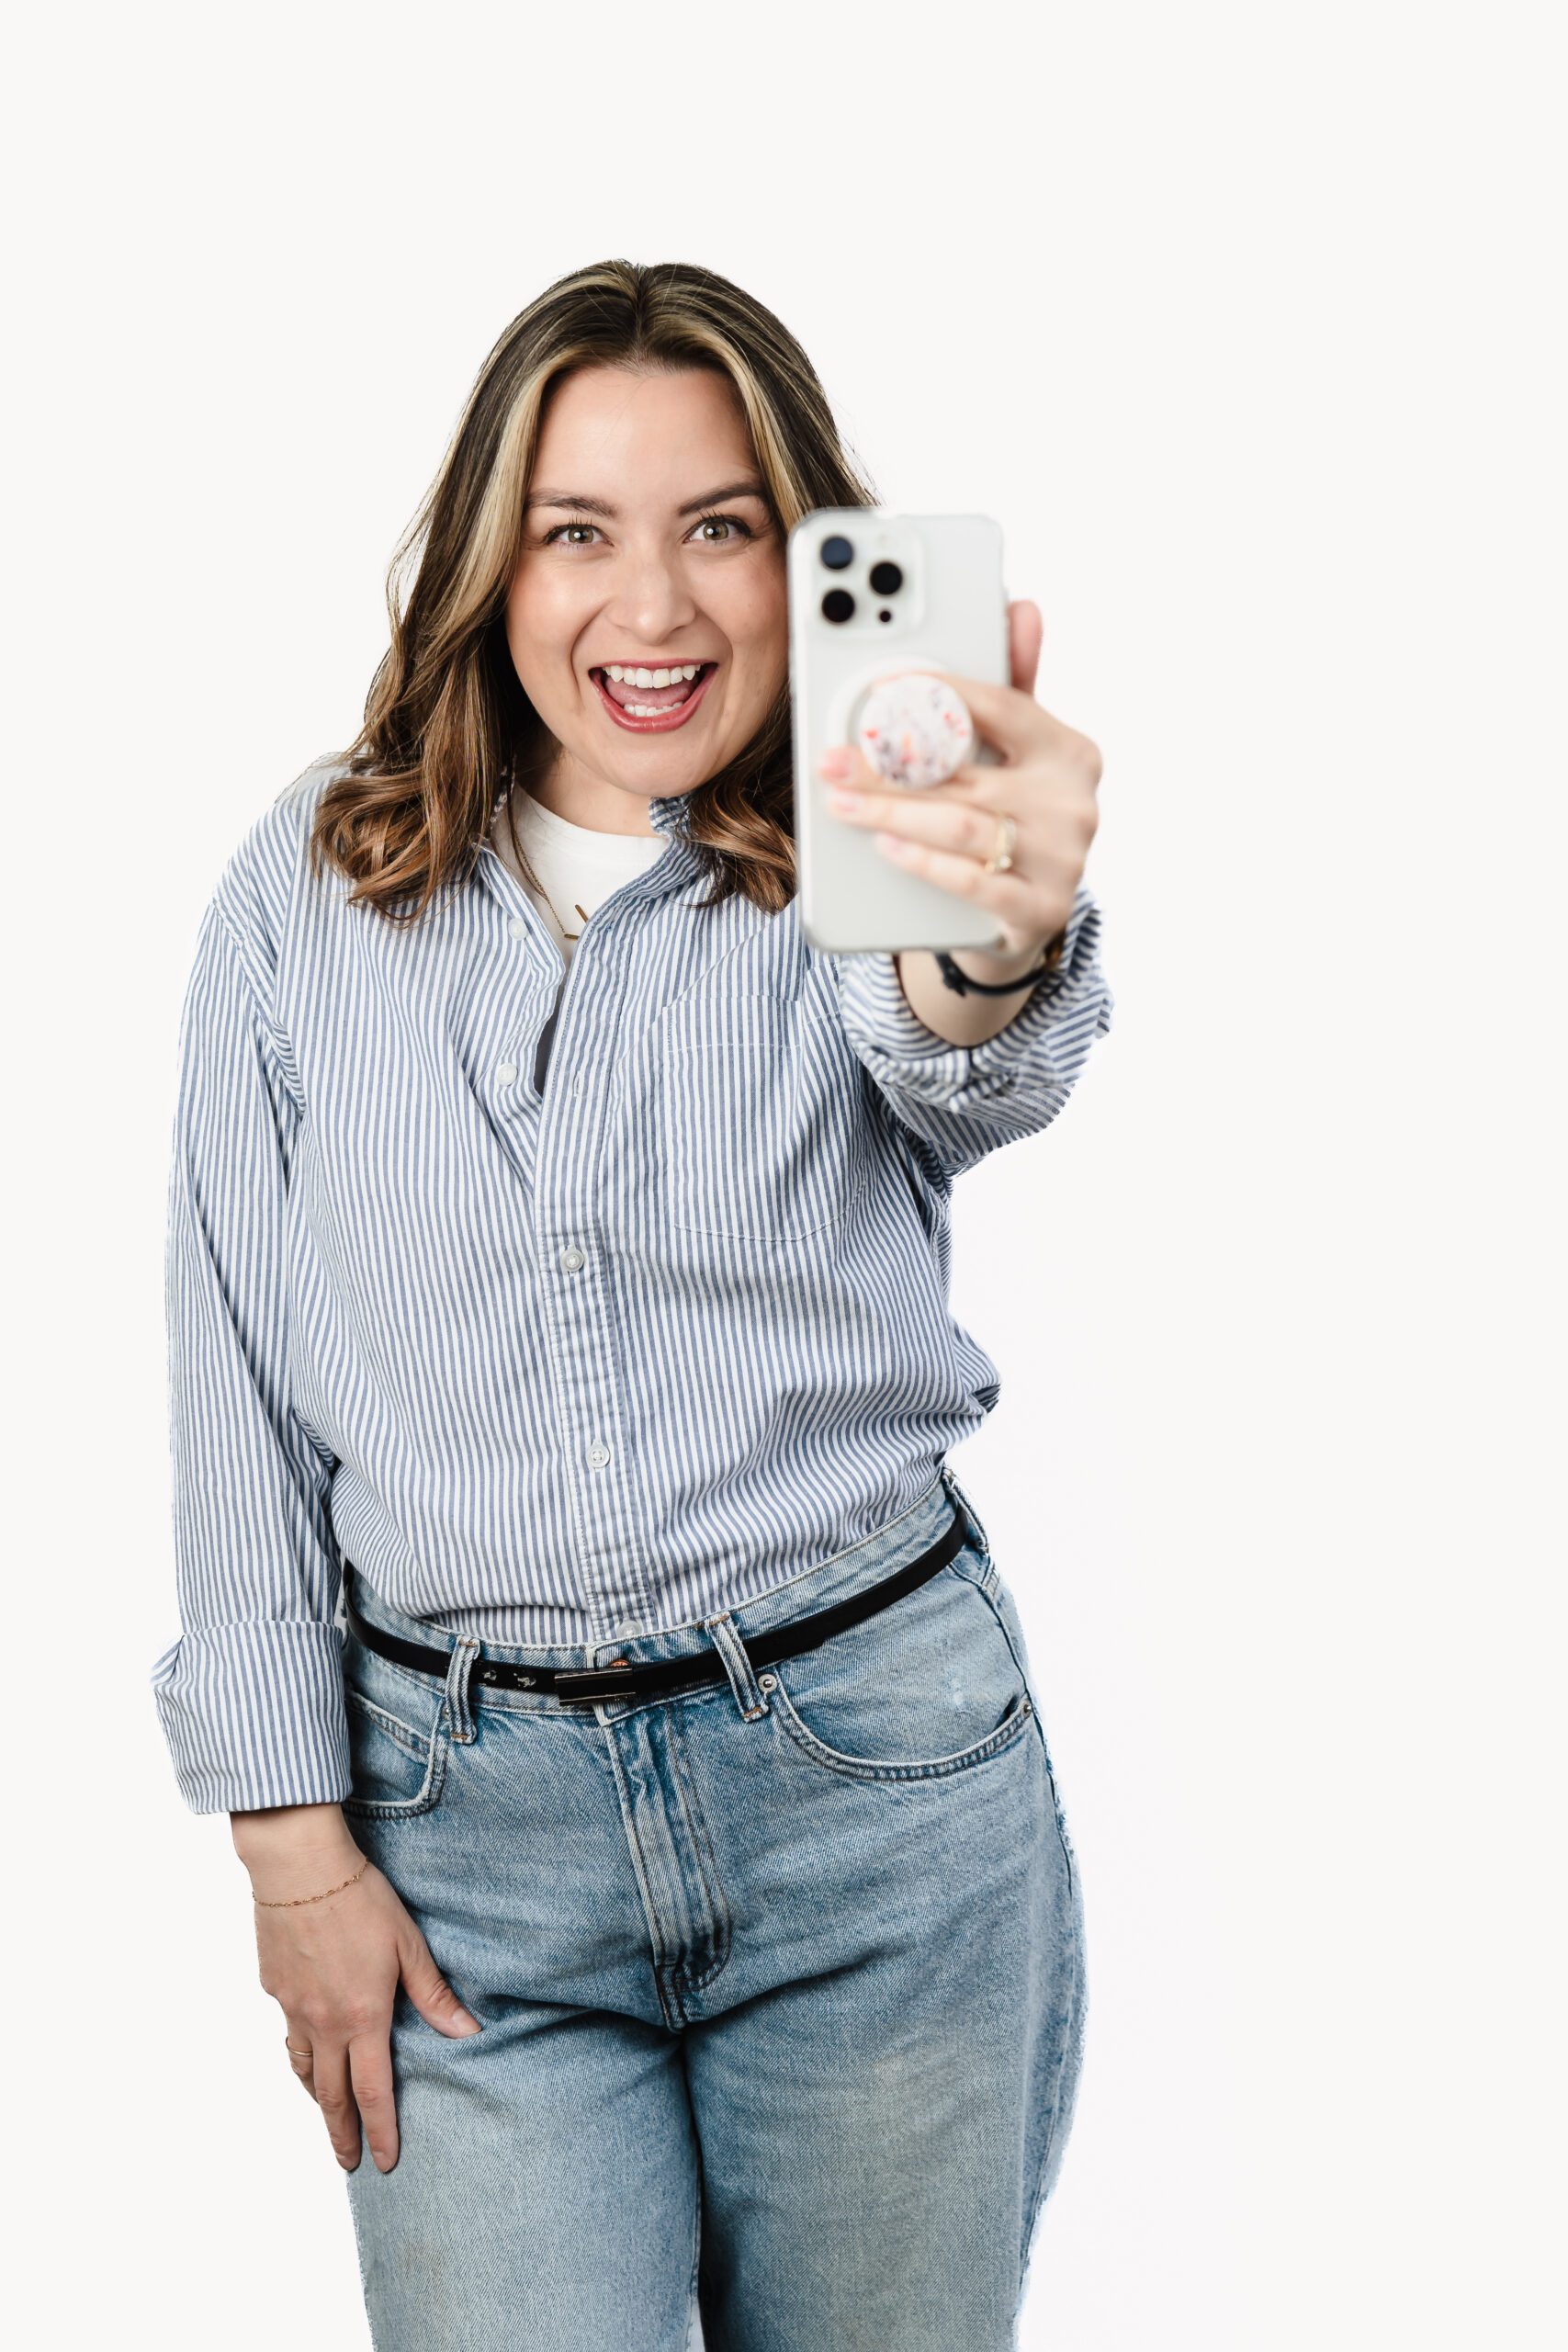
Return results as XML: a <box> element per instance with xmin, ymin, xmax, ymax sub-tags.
<box><xmin>598</xmin><ymin>1724</ymin><xmax>685</xmax><ymax>2031</ymax></box>
<box><xmin>972</xmin><ymin>1582</ymin><xmax>1077</xmax><ymax>1894</ymax></box>
<box><xmin>1016</xmin><ymin>1905</ymin><xmax>1083</xmax><ymax>2321</ymax></box>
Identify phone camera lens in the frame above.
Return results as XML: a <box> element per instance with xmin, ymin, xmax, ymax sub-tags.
<box><xmin>819</xmin><ymin>536</ymin><xmax>854</xmax><ymax>571</ymax></box>
<box><xmin>821</xmin><ymin>589</ymin><xmax>855</xmax><ymax>625</ymax></box>
<box><xmin>869</xmin><ymin>560</ymin><xmax>902</xmax><ymax>595</ymax></box>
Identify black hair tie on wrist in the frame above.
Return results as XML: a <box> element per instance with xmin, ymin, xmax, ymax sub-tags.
<box><xmin>934</xmin><ymin>939</ymin><xmax>1065</xmax><ymax>997</ymax></box>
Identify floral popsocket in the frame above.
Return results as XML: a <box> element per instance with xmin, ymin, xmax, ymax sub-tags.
<box><xmin>855</xmin><ymin>670</ymin><xmax>976</xmax><ymax>789</ymax></box>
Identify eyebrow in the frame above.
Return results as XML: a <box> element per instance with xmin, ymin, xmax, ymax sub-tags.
<box><xmin>523</xmin><ymin>478</ymin><xmax>771</xmax><ymax>519</ymax></box>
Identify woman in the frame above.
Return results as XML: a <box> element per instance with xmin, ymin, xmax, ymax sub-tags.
<box><xmin>151</xmin><ymin>257</ymin><xmax>1111</xmax><ymax>2350</ymax></box>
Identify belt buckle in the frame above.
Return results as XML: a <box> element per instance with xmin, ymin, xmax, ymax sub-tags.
<box><xmin>554</xmin><ymin>1657</ymin><xmax>635</xmax><ymax>1705</ymax></box>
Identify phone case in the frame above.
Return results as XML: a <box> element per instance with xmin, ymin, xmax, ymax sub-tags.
<box><xmin>789</xmin><ymin>509</ymin><xmax>1010</xmax><ymax>956</ymax></box>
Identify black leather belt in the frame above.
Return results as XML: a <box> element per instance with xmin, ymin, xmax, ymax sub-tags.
<box><xmin>342</xmin><ymin>1502</ymin><xmax>969</xmax><ymax>1706</ymax></box>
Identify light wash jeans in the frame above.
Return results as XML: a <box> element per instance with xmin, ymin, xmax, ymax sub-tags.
<box><xmin>339</xmin><ymin>1464</ymin><xmax>1086</xmax><ymax>2350</ymax></box>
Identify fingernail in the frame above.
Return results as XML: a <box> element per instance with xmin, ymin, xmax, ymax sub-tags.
<box><xmin>818</xmin><ymin>746</ymin><xmax>852</xmax><ymax>778</ymax></box>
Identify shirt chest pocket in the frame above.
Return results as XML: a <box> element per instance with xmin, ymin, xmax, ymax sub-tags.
<box><xmin>657</xmin><ymin>991</ymin><xmax>870</xmax><ymax>1243</ymax></box>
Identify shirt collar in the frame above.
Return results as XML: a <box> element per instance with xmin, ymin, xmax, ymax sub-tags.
<box><xmin>477</xmin><ymin>781</ymin><xmax>702</xmax><ymax>911</ymax></box>
<box><xmin>645</xmin><ymin>788</ymin><xmax>695</xmax><ymax>841</ymax></box>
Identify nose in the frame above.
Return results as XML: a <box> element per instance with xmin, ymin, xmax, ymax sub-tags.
<box><xmin>608</xmin><ymin>544</ymin><xmax>701</xmax><ymax>648</ymax></box>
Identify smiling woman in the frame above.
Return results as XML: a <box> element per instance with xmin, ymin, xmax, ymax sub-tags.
<box><xmin>152</xmin><ymin>255</ymin><xmax>1109</xmax><ymax>2352</ymax></box>
<box><xmin>504</xmin><ymin>365</ymin><xmax>787</xmax><ymax>786</ymax></box>
<box><xmin>302</xmin><ymin>260</ymin><xmax>881</xmax><ymax>924</ymax></box>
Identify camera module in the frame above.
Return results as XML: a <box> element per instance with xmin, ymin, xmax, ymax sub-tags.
<box><xmin>819</xmin><ymin>536</ymin><xmax>854</xmax><ymax>571</ymax></box>
<box><xmin>868</xmin><ymin>560</ymin><xmax>902</xmax><ymax>595</ymax></box>
<box><xmin>821</xmin><ymin>590</ymin><xmax>855</xmax><ymax>625</ymax></box>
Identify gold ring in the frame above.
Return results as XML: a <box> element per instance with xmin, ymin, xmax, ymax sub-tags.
<box><xmin>285</xmin><ymin>2042</ymin><xmax>314</xmax><ymax>2059</ymax></box>
<box><xmin>985</xmin><ymin>813</ymin><xmax>1017</xmax><ymax>875</ymax></box>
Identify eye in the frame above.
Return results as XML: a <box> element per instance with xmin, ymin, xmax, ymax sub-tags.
<box><xmin>538</xmin><ymin>510</ymin><xmax>760</xmax><ymax>548</ymax></box>
<box><xmin>690</xmin><ymin>511</ymin><xmax>756</xmax><ymax>544</ymax></box>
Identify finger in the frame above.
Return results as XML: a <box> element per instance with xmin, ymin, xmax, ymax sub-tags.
<box><xmin>816</xmin><ymin>741</ymin><xmax>882</xmax><ymax>790</ymax></box>
<box><xmin>868</xmin><ymin>826</ymin><xmax>1060</xmax><ymax>931</ymax></box>
<box><xmin>1007</xmin><ymin>598</ymin><xmax>1043</xmax><ymax>698</ymax></box>
<box><xmin>348</xmin><ymin>2030</ymin><xmax>400</xmax><ymax>2175</ymax></box>
<box><xmin>824</xmin><ymin>775</ymin><xmax>1049</xmax><ymax>867</ymax></box>
<box><xmin>861</xmin><ymin>795</ymin><xmax>1079</xmax><ymax>918</ymax></box>
<box><xmin>920</xmin><ymin>668</ymin><xmax>1065</xmax><ymax>764</ymax></box>
<box><xmin>399</xmin><ymin>1928</ymin><xmax>483</xmax><ymax>2039</ymax></box>
<box><xmin>284</xmin><ymin>2034</ymin><xmax>318</xmax><ymax>2101</ymax></box>
<box><xmin>310</xmin><ymin>2038</ymin><xmax>365</xmax><ymax>2173</ymax></box>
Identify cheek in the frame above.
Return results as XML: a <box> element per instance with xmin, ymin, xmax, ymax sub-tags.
<box><xmin>722</xmin><ymin>575</ymin><xmax>788</xmax><ymax>688</ymax></box>
<box><xmin>507</xmin><ymin>568</ymin><xmax>584</xmax><ymax>661</ymax></box>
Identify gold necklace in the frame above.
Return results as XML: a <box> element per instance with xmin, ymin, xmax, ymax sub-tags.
<box><xmin>537</xmin><ymin>888</ymin><xmax>591</xmax><ymax>943</ymax></box>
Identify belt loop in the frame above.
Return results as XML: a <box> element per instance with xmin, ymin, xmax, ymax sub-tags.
<box><xmin>703</xmin><ymin>1611</ymin><xmax>770</xmax><ymax>1722</ymax></box>
<box><xmin>444</xmin><ymin>1635</ymin><xmax>482</xmax><ymax>1743</ymax></box>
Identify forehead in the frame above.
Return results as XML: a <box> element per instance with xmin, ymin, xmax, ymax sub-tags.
<box><xmin>529</xmin><ymin>366</ymin><xmax>757</xmax><ymax>500</ymax></box>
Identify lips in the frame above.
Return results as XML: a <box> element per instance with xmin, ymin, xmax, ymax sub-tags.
<box><xmin>589</xmin><ymin>662</ymin><xmax>719</xmax><ymax>735</ymax></box>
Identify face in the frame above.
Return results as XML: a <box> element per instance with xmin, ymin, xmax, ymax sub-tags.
<box><xmin>506</xmin><ymin>365</ymin><xmax>788</xmax><ymax>831</ymax></box>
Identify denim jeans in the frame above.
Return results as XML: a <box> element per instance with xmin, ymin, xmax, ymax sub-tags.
<box><xmin>339</xmin><ymin>1464</ymin><xmax>1086</xmax><ymax>2350</ymax></box>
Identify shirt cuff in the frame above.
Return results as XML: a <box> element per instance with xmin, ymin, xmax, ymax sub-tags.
<box><xmin>151</xmin><ymin>1617</ymin><xmax>351</xmax><ymax>1815</ymax></box>
<box><xmin>833</xmin><ymin>883</ymin><xmax>1109</xmax><ymax>1120</ymax></box>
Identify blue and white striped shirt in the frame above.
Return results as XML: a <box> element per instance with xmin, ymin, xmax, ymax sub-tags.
<box><xmin>150</xmin><ymin>758</ymin><xmax>1113</xmax><ymax>1813</ymax></box>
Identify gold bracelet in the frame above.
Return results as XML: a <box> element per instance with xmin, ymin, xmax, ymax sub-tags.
<box><xmin>252</xmin><ymin>1854</ymin><xmax>371</xmax><ymax>1907</ymax></box>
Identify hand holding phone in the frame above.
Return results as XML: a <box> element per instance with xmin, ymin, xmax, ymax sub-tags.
<box><xmin>788</xmin><ymin>512</ymin><xmax>1102</xmax><ymax>971</ymax></box>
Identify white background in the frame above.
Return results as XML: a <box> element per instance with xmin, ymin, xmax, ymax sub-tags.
<box><xmin>6</xmin><ymin>3</ymin><xmax>1562</xmax><ymax>2345</ymax></box>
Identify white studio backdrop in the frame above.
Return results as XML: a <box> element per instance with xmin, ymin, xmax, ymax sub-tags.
<box><xmin>4</xmin><ymin>4</ymin><xmax>1561</xmax><ymax>2346</ymax></box>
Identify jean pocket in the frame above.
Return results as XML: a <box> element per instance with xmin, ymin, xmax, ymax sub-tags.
<box><xmin>764</xmin><ymin>1552</ymin><xmax>1036</xmax><ymax>1784</ymax></box>
<box><xmin>659</xmin><ymin>993</ymin><xmax>869</xmax><ymax>1241</ymax></box>
<box><xmin>340</xmin><ymin>1669</ymin><xmax>452</xmax><ymax>1820</ymax></box>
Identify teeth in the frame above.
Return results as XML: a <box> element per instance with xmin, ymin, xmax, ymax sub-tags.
<box><xmin>604</xmin><ymin>663</ymin><xmax>704</xmax><ymax>686</ymax></box>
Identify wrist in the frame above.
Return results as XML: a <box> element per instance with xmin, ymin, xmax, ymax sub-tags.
<box><xmin>933</xmin><ymin>927</ymin><xmax>1066</xmax><ymax>996</ymax></box>
<box><xmin>231</xmin><ymin>1800</ymin><xmax>357</xmax><ymax>1870</ymax></box>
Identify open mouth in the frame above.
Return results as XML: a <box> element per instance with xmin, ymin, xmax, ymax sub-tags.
<box><xmin>589</xmin><ymin>662</ymin><xmax>719</xmax><ymax>733</ymax></box>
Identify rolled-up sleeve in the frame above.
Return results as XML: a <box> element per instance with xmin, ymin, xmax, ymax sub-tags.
<box><xmin>149</xmin><ymin>896</ymin><xmax>350</xmax><ymax>1815</ymax></box>
<box><xmin>830</xmin><ymin>883</ymin><xmax>1114</xmax><ymax>1180</ymax></box>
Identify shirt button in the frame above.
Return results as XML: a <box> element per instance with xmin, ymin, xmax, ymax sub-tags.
<box><xmin>496</xmin><ymin>1060</ymin><xmax>518</xmax><ymax>1084</ymax></box>
<box><xmin>587</xmin><ymin>1441</ymin><xmax>611</xmax><ymax>1470</ymax></box>
<box><xmin>508</xmin><ymin>916</ymin><xmax>525</xmax><ymax>938</ymax></box>
<box><xmin>559</xmin><ymin>1245</ymin><xmax>585</xmax><ymax>1272</ymax></box>
<box><xmin>613</xmin><ymin>1618</ymin><xmax>641</xmax><ymax>1640</ymax></box>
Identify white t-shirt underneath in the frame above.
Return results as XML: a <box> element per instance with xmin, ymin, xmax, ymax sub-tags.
<box><xmin>489</xmin><ymin>786</ymin><xmax>669</xmax><ymax>962</ymax></box>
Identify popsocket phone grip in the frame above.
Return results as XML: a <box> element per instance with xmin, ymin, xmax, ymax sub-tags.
<box><xmin>854</xmin><ymin>670</ymin><xmax>976</xmax><ymax>788</ymax></box>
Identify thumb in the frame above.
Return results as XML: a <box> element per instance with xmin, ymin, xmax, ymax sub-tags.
<box><xmin>400</xmin><ymin>1929</ymin><xmax>482</xmax><ymax>2036</ymax></box>
<box><xmin>1007</xmin><ymin>597</ymin><xmax>1043</xmax><ymax>698</ymax></box>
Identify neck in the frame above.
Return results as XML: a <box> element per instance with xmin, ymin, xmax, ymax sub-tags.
<box><xmin>524</xmin><ymin>749</ymin><xmax>662</xmax><ymax>840</ymax></box>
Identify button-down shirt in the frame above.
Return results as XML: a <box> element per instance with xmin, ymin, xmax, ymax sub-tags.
<box><xmin>150</xmin><ymin>757</ymin><xmax>1113</xmax><ymax>1813</ymax></box>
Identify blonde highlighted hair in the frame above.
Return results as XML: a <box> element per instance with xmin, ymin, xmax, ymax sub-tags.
<box><xmin>309</xmin><ymin>259</ymin><xmax>880</xmax><ymax>924</ymax></box>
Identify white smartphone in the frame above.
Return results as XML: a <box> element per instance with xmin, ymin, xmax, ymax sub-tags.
<box><xmin>789</xmin><ymin>508</ymin><xmax>1011</xmax><ymax>956</ymax></box>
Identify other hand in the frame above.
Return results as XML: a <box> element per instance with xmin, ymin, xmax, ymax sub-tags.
<box><xmin>244</xmin><ymin>1825</ymin><xmax>482</xmax><ymax>2174</ymax></box>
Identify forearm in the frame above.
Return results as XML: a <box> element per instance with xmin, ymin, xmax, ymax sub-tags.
<box><xmin>892</xmin><ymin>937</ymin><xmax>1062</xmax><ymax>1047</ymax></box>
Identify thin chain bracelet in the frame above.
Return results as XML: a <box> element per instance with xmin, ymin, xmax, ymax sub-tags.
<box><xmin>253</xmin><ymin>1855</ymin><xmax>371</xmax><ymax>1907</ymax></box>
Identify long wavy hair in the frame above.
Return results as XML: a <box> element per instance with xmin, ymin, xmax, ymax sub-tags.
<box><xmin>309</xmin><ymin>260</ymin><xmax>880</xmax><ymax>926</ymax></box>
